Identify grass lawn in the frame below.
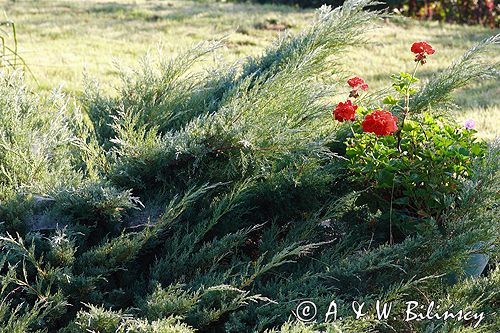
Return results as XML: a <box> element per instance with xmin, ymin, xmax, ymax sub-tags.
<box><xmin>1</xmin><ymin>0</ymin><xmax>499</xmax><ymax>138</ymax></box>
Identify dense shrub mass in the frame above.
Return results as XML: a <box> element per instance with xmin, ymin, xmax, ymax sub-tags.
<box><xmin>237</xmin><ymin>0</ymin><xmax>499</xmax><ymax>27</ymax></box>
<box><xmin>0</xmin><ymin>0</ymin><xmax>499</xmax><ymax>332</ymax></box>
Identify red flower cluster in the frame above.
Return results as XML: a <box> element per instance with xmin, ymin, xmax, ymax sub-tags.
<box><xmin>347</xmin><ymin>76</ymin><xmax>369</xmax><ymax>90</ymax></box>
<box><xmin>347</xmin><ymin>76</ymin><xmax>368</xmax><ymax>98</ymax></box>
<box><xmin>333</xmin><ymin>100</ymin><xmax>357</xmax><ymax>122</ymax></box>
<box><xmin>411</xmin><ymin>41</ymin><xmax>435</xmax><ymax>64</ymax></box>
<box><xmin>362</xmin><ymin>109</ymin><xmax>398</xmax><ymax>136</ymax></box>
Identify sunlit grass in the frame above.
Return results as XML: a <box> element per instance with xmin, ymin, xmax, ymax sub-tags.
<box><xmin>2</xmin><ymin>0</ymin><xmax>498</xmax><ymax>137</ymax></box>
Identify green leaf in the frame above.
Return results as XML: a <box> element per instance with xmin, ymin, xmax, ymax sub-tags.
<box><xmin>383</xmin><ymin>96</ymin><xmax>398</xmax><ymax>105</ymax></box>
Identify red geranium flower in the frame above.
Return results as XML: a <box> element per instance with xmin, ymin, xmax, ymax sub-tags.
<box><xmin>362</xmin><ymin>109</ymin><xmax>398</xmax><ymax>136</ymax></box>
<box><xmin>411</xmin><ymin>41</ymin><xmax>435</xmax><ymax>64</ymax></box>
<box><xmin>347</xmin><ymin>76</ymin><xmax>369</xmax><ymax>91</ymax></box>
<box><xmin>333</xmin><ymin>100</ymin><xmax>357</xmax><ymax>122</ymax></box>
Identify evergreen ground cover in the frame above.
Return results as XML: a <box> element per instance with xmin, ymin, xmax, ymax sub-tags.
<box><xmin>0</xmin><ymin>0</ymin><xmax>499</xmax><ymax>332</ymax></box>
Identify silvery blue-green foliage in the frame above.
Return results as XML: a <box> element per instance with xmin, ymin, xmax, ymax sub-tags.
<box><xmin>84</xmin><ymin>0</ymin><xmax>384</xmax><ymax>193</ymax></box>
<box><xmin>0</xmin><ymin>72</ymin><xmax>78</xmax><ymax>198</ymax></box>
<box><xmin>0</xmin><ymin>72</ymin><xmax>142</xmax><ymax>236</ymax></box>
<box><xmin>0</xmin><ymin>0</ymin><xmax>499</xmax><ymax>332</ymax></box>
<box><xmin>61</xmin><ymin>304</ymin><xmax>195</xmax><ymax>333</ymax></box>
<box><xmin>84</xmin><ymin>0</ymin><xmax>380</xmax><ymax>143</ymax></box>
<box><xmin>0</xmin><ymin>71</ymin><xmax>82</xmax><ymax>234</ymax></box>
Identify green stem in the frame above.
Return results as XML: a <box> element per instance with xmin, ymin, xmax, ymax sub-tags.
<box><xmin>349</xmin><ymin>123</ymin><xmax>356</xmax><ymax>136</ymax></box>
<box><xmin>397</xmin><ymin>62</ymin><xmax>420</xmax><ymax>150</ymax></box>
<box><xmin>389</xmin><ymin>173</ymin><xmax>396</xmax><ymax>245</ymax></box>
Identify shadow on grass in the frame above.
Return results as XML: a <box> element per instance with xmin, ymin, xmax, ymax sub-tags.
<box><xmin>430</xmin><ymin>29</ymin><xmax>499</xmax><ymax>51</ymax></box>
<box><xmin>86</xmin><ymin>0</ymin><xmax>306</xmax><ymax>23</ymax></box>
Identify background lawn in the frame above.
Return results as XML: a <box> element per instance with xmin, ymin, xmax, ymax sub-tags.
<box><xmin>1</xmin><ymin>0</ymin><xmax>499</xmax><ymax>138</ymax></box>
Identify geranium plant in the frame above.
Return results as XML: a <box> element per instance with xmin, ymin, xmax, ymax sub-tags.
<box><xmin>333</xmin><ymin>42</ymin><xmax>487</xmax><ymax>240</ymax></box>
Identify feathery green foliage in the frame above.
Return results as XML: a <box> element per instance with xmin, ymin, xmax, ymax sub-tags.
<box><xmin>0</xmin><ymin>0</ymin><xmax>498</xmax><ymax>332</ymax></box>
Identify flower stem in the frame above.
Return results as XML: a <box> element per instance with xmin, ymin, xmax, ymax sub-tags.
<box><xmin>397</xmin><ymin>62</ymin><xmax>420</xmax><ymax>150</ymax></box>
<box><xmin>349</xmin><ymin>123</ymin><xmax>356</xmax><ymax>136</ymax></box>
<box><xmin>389</xmin><ymin>173</ymin><xmax>396</xmax><ymax>245</ymax></box>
